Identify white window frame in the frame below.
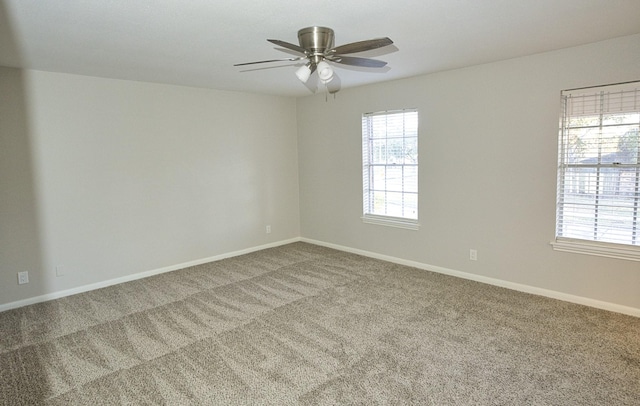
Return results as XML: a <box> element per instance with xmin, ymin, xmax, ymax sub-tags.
<box><xmin>362</xmin><ymin>109</ymin><xmax>419</xmax><ymax>230</ymax></box>
<box><xmin>552</xmin><ymin>81</ymin><xmax>640</xmax><ymax>261</ymax></box>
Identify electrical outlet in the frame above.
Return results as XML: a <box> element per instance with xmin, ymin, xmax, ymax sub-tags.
<box><xmin>469</xmin><ymin>249</ymin><xmax>478</xmax><ymax>261</ymax></box>
<box><xmin>56</xmin><ymin>265</ymin><xmax>65</xmax><ymax>277</ymax></box>
<box><xmin>266</xmin><ymin>225</ymin><xmax>271</xmax><ymax>234</ymax></box>
<box><xmin>18</xmin><ymin>271</ymin><xmax>29</xmax><ymax>285</ymax></box>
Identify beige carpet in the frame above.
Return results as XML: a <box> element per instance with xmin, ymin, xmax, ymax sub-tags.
<box><xmin>0</xmin><ymin>242</ymin><xmax>638</xmax><ymax>405</ymax></box>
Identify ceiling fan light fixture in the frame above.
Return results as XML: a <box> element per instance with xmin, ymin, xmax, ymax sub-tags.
<box><xmin>295</xmin><ymin>63</ymin><xmax>312</xmax><ymax>83</ymax></box>
<box><xmin>317</xmin><ymin>60</ymin><xmax>334</xmax><ymax>83</ymax></box>
<box><xmin>235</xmin><ymin>27</ymin><xmax>395</xmax><ymax>92</ymax></box>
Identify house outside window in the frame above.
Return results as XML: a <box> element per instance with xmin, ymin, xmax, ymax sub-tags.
<box><xmin>553</xmin><ymin>81</ymin><xmax>640</xmax><ymax>261</ymax></box>
<box><xmin>362</xmin><ymin>109</ymin><xmax>419</xmax><ymax>229</ymax></box>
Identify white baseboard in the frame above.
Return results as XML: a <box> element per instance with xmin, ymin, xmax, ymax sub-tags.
<box><xmin>4</xmin><ymin>236</ymin><xmax>638</xmax><ymax>318</ymax></box>
<box><xmin>0</xmin><ymin>238</ymin><xmax>301</xmax><ymax>313</ymax></box>
<box><xmin>301</xmin><ymin>238</ymin><xmax>640</xmax><ymax>318</ymax></box>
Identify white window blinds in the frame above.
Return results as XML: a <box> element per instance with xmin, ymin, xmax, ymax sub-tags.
<box><xmin>362</xmin><ymin>109</ymin><xmax>418</xmax><ymax>228</ymax></box>
<box><xmin>555</xmin><ymin>81</ymin><xmax>640</xmax><ymax>256</ymax></box>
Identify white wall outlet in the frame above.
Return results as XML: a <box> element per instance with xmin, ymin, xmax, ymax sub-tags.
<box><xmin>18</xmin><ymin>271</ymin><xmax>29</xmax><ymax>285</ymax></box>
<box><xmin>56</xmin><ymin>265</ymin><xmax>65</xmax><ymax>277</ymax></box>
<box><xmin>266</xmin><ymin>225</ymin><xmax>271</xmax><ymax>234</ymax></box>
<box><xmin>470</xmin><ymin>249</ymin><xmax>478</xmax><ymax>261</ymax></box>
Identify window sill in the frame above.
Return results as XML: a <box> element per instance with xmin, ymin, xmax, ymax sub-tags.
<box><xmin>362</xmin><ymin>214</ymin><xmax>419</xmax><ymax>230</ymax></box>
<box><xmin>550</xmin><ymin>238</ymin><xmax>640</xmax><ymax>262</ymax></box>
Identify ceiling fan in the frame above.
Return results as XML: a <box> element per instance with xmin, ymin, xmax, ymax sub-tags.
<box><xmin>234</xmin><ymin>26</ymin><xmax>394</xmax><ymax>85</ymax></box>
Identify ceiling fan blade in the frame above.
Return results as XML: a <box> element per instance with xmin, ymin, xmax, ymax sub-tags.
<box><xmin>327</xmin><ymin>55</ymin><xmax>387</xmax><ymax>68</ymax></box>
<box><xmin>267</xmin><ymin>39</ymin><xmax>307</xmax><ymax>55</ymax></box>
<box><xmin>234</xmin><ymin>57</ymin><xmax>305</xmax><ymax>66</ymax></box>
<box><xmin>328</xmin><ymin>37</ymin><xmax>393</xmax><ymax>55</ymax></box>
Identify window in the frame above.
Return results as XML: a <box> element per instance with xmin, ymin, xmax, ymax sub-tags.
<box><xmin>362</xmin><ymin>109</ymin><xmax>418</xmax><ymax>229</ymax></box>
<box><xmin>553</xmin><ymin>81</ymin><xmax>640</xmax><ymax>261</ymax></box>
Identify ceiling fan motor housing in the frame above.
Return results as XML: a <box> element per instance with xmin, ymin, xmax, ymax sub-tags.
<box><xmin>298</xmin><ymin>26</ymin><xmax>335</xmax><ymax>64</ymax></box>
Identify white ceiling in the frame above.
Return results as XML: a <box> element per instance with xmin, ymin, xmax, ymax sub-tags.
<box><xmin>1</xmin><ymin>0</ymin><xmax>639</xmax><ymax>97</ymax></box>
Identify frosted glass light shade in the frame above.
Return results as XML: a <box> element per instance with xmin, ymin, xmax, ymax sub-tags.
<box><xmin>295</xmin><ymin>64</ymin><xmax>312</xmax><ymax>83</ymax></box>
<box><xmin>317</xmin><ymin>61</ymin><xmax>334</xmax><ymax>83</ymax></box>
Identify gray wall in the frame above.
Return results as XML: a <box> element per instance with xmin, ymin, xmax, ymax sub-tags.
<box><xmin>0</xmin><ymin>68</ymin><xmax>300</xmax><ymax>306</ymax></box>
<box><xmin>2</xmin><ymin>34</ymin><xmax>639</xmax><ymax>312</ymax></box>
<box><xmin>297</xmin><ymin>34</ymin><xmax>640</xmax><ymax>310</ymax></box>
